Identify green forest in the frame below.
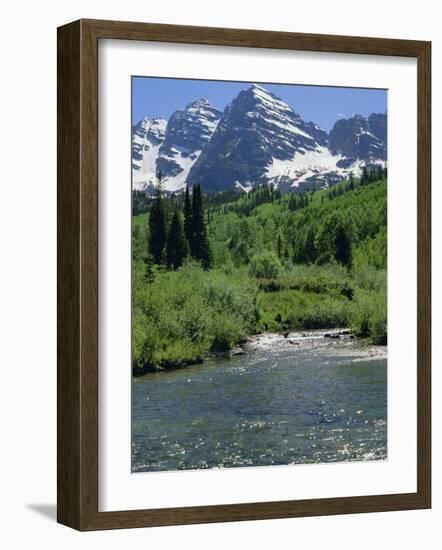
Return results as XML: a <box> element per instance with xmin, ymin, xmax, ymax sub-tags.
<box><xmin>132</xmin><ymin>168</ymin><xmax>387</xmax><ymax>375</ymax></box>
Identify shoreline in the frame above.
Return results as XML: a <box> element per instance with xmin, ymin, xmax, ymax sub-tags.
<box><xmin>133</xmin><ymin>328</ymin><xmax>387</xmax><ymax>376</ymax></box>
<box><xmin>245</xmin><ymin>329</ymin><xmax>387</xmax><ymax>361</ymax></box>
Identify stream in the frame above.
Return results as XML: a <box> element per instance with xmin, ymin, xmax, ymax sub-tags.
<box><xmin>132</xmin><ymin>331</ymin><xmax>387</xmax><ymax>472</ymax></box>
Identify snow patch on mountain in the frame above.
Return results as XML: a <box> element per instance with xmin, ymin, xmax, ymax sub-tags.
<box><xmin>133</xmin><ymin>143</ymin><xmax>162</xmax><ymax>188</ymax></box>
<box><xmin>266</xmin><ymin>147</ymin><xmax>343</xmax><ymax>186</ymax></box>
<box><xmin>160</xmin><ymin>148</ymin><xmax>203</xmax><ymax>192</ymax></box>
<box><xmin>132</xmin><ymin>117</ymin><xmax>167</xmax><ymax>191</ymax></box>
<box><xmin>265</xmin><ymin>145</ymin><xmax>387</xmax><ymax>190</ymax></box>
<box><xmin>235</xmin><ymin>181</ymin><xmax>254</xmax><ymax>193</ymax></box>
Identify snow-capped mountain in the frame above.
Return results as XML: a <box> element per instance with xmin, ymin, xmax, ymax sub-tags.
<box><xmin>132</xmin><ymin>99</ymin><xmax>221</xmax><ymax>192</ymax></box>
<box><xmin>132</xmin><ymin>84</ymin><xmax>387</xmax><ymax>194</ymax></box>
<box><xmin>187</xmin><ymin>84</ymin><xmax>331</xmax><ymax>193</ymax></box>
<box><xmin>132</xmin><ymin>117</ymin><xmax>167</xmax><ymax>189</ymax></box>
<box><xmin>328</xmin><ymin>113</ymin><xmax>387</xmax><ymax>167</ymax></box>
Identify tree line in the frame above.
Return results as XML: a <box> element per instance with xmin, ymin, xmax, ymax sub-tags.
<box><xmin>144</xmin><ymin>165</ymin><xmax>386</xmax><ymax>273</ymax></box>
<box><xmin>204</xmin><ymin>173</ymin><xmax>386</xmax><ymax>273</ymax></box>
<box><xmin>148</xmin><ymin>175</ymin><xmax>212</xmax><ymax>270</ymax></box>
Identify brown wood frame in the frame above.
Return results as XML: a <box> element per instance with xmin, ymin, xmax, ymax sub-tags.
<box><xmin>57</xmin><ymin>18</ymin><xmax>431</xmax><ymax>531</ymax></box>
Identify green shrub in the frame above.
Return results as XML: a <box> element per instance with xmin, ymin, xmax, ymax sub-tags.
<box><xmin>209</xmin><ymin>314</ymin><xmax>244</xmax><ymax>352</ymax></box>
<box><xmin>352</xmin><ymin>266</ymin><xmax>386</xmax><ymax>292</ymax></box>
<box><xmin>258</xmin><ymin>288</ymin><xmax>351</xmax><ymax>332</ymax></box>
<box><xmin>350</xmin><ymin>287</ymin><xmax>387</xmax><ymax>344</ymax></box>
<box><xmin>132</xmin><ymin>262</ymin><xmax>259</xmax><ymax>372</ymax></box>
<box><xmin>353</xmin><ymin>227</ymin><xmax>387</xmax><ymax>270</ymax></box>
<box><xmin>249</xmin><ymin>251</ymin><xmax>282</xmax><ymax>279</ymax></box>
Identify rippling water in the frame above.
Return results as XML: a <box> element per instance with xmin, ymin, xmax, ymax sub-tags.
<box><xmin>132</xmin><ymin>335</ymin><xmax>387</xmax><ymax>472</ymax></box>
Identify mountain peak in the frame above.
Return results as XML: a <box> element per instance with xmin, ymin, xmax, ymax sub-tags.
<box><xmin>187</xmin><ymin>97</ymin><xmax>214</xmax><ymax>107</ymax></box>
<box><xmin>187</xmin><ymin>84</ymin><xmax>331</xmax><ymax>193</ymax></box>
<box><xmin>329</xmin><ymin>112</ymin><xmax>387</xmax><ymax>161</ymax></box>
<box><xmin>239</xmin><ymin>84</ymin><xmax>295</xmax><ymax>117</ymax></box>
<box><xmin>185</xmin><ymin>98</ymin><xmax>219</xmax><ymax>113</ymax></box>
<box><xmin>134</xmin><ymin>116</ymin><xmax>150</xmax><ymax>131</ymax></box>
<box><xmin>246</xmin><ymin>83</ymin><xmax>277</xmax><ymax>100</ymax></box>
<box><xmin>134</xmin><ymin>116</ymin><xmax>166</xmax><ymax>131</ymax></box>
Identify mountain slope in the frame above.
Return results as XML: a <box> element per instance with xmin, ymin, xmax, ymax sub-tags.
<box><xmin>132</xmin><ymin>117</ymin><xmax>167</xmax><ymax>190</ymax></box>
<box><xmin>132</xmin><ymin>99</ymin><xmax>221</xmax><ymax>192</ymax></box>
<box><xmin>329</xmin><ymin>113</ymin><xmax>387</xmax><ymax>166</ymax></box>
<box><xmin>132</xmin><ymin>84</ymin><xmax>387</xmax><ymax>194</ymax></box>
<box><xmin>187</xmin><ymin>84</ymin><xmax>331</xmax><ymax>193</ymax></box>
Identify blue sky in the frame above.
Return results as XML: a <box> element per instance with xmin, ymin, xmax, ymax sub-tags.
<box><xmin>132</xmin><ymin>77</ymin><xmax>387</xmax><ymax>132</ymax></box>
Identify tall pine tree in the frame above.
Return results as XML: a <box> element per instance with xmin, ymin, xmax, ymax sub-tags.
<box><xmin>377</xmin><ymin>164</ymin><xmax>384</xmax><ymax>181</ymax></box>
<box><xmin>334</xmin><ymin>222</ymin><xmax>353</xmax><ymax>268</ymax></box>
<box><xmin>166</xmin><ymin>208</ymin><xmax>189</xmax><ymax>270</ymax></box>
<box><xmin>191</xmin><ymin>183</ymin><xmax>212</xmax><ymax>269</ymax></box>
<box><xmin>348</xmin><ymin>172</ymin><xmax>355</xmax><ymax>190</ymax></box>
<box><xmin>148</xmin><ymin>172</ymin><xmax>167</xmax><ymax>264</ymax></box>
<box><xmin>361</xmin><ymin>165</ymin><xmax>369</xmax><ymax>185</ymax></box>
<box><xmin>276</xmin><ymin>233</ymin><xmax>283</xmax><ymax>258</ymax></box>
<box><xmin>183</xmin><ymin>184</ymin><xmax>193</xmax><ymax>252</ymax></box>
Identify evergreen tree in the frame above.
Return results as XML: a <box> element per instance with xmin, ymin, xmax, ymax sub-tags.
<box><xmin>143</xmin><ymin>254</ymin><xmax>156</xmax><ymax>283</ymax></box>
<box><xmin>288</xmin><ymin>194</ymin><xmax>296</xmax><ymax>211</ymax></box>
<box><xmin>148</xmin><ymin>173</ymin><xmax>167</xmax><ymax>264</ymax></box>
<box><xmin>348</xmin><ymin>172</ymin><xmax>355</xmax><ymax>190</ymax></box>
<box><xmin>276</xmin><ymin>233</ymin><xmax>283</xmax><ymax>258</ymax></box>
<box><xmin>191</xmin><ymin>183</ymin><xmax>201</xmax><ymax>257</ymax></box>
<box><xmin>377</xmin><ymin>165</ymin><xmax>384</xmax><ymax>181</ymax></box>
<box><xmin>304</xmin><ymin>227</ymin><xmax>317</xmax><ymax>263</ymax></box>
<box><xmin>166</xmin><ymin>208</ymin><xmax>189</xmax><ymax>270</ymax></box>
<box><xmin>315</xmin><ymin>213</ymin><xmax>353</xmax><ymax>268</ymax></box>
<box><xmin>191</xmin><ymin>183</ymin><xmax>212</xmax><ymax>268</ymax></box>
<box><xmin>361</xmin><ymin>166</ymin><xmax>369</xmax><ymax>185</ymax></box>
<box><xmin>334</xmin><ymin>221</ymin><xmax>353</xmax><ymax>268</ymax></box>
<box><xmin>183</xmin><ymin>184</ymin><xmax>193</xmax><ymax>251</ymax></box>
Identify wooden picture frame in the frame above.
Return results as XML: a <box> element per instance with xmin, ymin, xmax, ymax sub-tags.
<box><xmin>57</xmin><ymin>18</ymin><xmax>431</xmax><ymax>530</ymax></box>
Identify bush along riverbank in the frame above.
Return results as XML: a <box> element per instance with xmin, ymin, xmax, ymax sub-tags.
<box><xmin>132</xmin><ymin>174</ymin><xmax>387</xmax><ymax>376</ymax></box>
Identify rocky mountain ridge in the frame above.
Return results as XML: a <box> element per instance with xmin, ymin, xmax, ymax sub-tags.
<box><xmin>132</xmin><ymin>84</ymin><xmax>387</xmax><ymax>194</ymax></box>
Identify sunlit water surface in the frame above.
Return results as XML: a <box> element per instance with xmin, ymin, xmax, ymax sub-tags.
<box><xmin>132</xmin><ymin>336</ymin><xmax>387</xmax><ymax>472</ymax></box>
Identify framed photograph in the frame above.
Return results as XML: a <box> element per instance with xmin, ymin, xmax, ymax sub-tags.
<box><xmin>57</xmin><ymin>19</ymin><xmax>431</xmax><ymax>530</ymax></box>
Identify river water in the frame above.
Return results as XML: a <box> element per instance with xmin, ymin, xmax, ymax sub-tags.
<box><xmin>132</xmin><ymin>332</ymin><xmax>387</xmax><ymax>472</ymax></box>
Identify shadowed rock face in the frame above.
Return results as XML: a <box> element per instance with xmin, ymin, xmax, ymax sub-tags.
<box><xmin>156</xmin><ymin>99</ymin><xmax>222</xmax><ymax>183</ymax></box>
<box><xmin>132</xmin><ymin>117</ymin><xmax>166</xmax><ymax>168</ymax></box>
<box><xmin>187</xmin><ymin>85</ymin><xmax>329</xmax><ymax>193</ymax></box>
<box><xmin>161</xmin><ymin>99</ymin><xmax>221</xmax><ymax>152</ymax></box>
<box><xmin>368</xmin><ymin>113</ymin><xmax>388</xmax><ymax>145</ymax></box>
<box><xmin>132</xmin><ymin>84</ymin><xmax>387</xmax><ymax>194</ymax></box>
<box><xmin>329</xmin><ymin>113</ymin><xmax>387</xmax><ymax>162</ymax></box>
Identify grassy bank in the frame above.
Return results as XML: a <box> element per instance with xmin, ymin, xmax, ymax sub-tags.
<box><xmin>132</xmin><ymin>176</ymin><xmax>387</xmax><ymax>375</ymax></box>
<box><xmin>133</xmin><ymin>261</ymin><xmax>386</xmax><ymax>375</ymax></box>
<box><xmin>132</xmin><ymin>262</ymin><xmax>259</xmax><ymax>375</ymax></box>
<box><xmin>256</xmin><ymin>263</ymin><xmax>386</xmax><ymax>342</ymax></box>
